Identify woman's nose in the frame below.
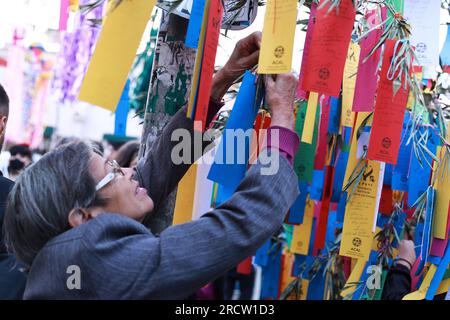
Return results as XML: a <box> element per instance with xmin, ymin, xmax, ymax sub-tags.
<box><xmin>122</xmin><ymin>167</ymin><xmax>134</xmax><ymax>179</ymax></box>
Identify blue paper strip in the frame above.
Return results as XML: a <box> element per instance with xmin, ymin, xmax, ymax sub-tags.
<box><xmin>308</xmin><ymin>218</ymin><xmax>317</xmax><ymax>256</ymax></box>
<box><xmin>260</xmin><ymin>244</ymin><xmax>282</xmax><ymax>299</ymax></box>
<box><xmin>414</xmin><ymin>221</ymin><xmax>425</xmax><ymax>260</ymax></box>
<box><xmin>422</xmin><ymin>189</ymin><xmax>435</xmax><ymax>264</ymax></box>
<box><xmin>407</xmin><ymin>128</ymin><xmax>438</xmax><ymax>207</ymax></box>
<box><xmin>292</xmin><ymin>254</ymin><xmax>307</xmax><ymax>277</ymax></box>
<box><xmin>384</xmin><ymin>164</ymin><xmax>393</xmax><ymax>186</ymax></box>
<box><xmin>425</xmin><ymin>242</ymin><xmax>450</xmax><ymax>300</ymax></box>
<box><xmin>328</xmin><ymin>97</ymin><xmax>340</xmax><ymax>135</ymax></box>
<box><xmin>185</xmin><ymin>0</ymin><xmax>207</xmax><ymax>49</ymax></box>
<box><xmin>392</xmin><ymin>112</ymin><xmax>412</xmax><ymax>192</ymax></box>
<box><xmin>440</xmin><ymin>25</ymin><xmax>450</xmax><ymax>66</ymax></box>
<box><xmin>310</xmin><ymin>169</ymin><xmax>325</xmax><ymax>201</ymax></box>
<box><xmin>287</xmin><ymin>182</ymin><xmax>309</xmax><ymax>224</ymax></box>
<box><xmin>114</xmin><ymin>80</ymin><xmax>130</xmax><ymax>136</ymax></box>
<box><xmin>337</xmin><ymin>192</ymin><xmax>347</xmax><ymax>223</ymax></box>
<box><xmin>254</xmin><ymin>239</ymin><xmax>272</xmax><ymax>267</ymax></box>
<box><xmin>208</xmin><ymin>71</ymin><xmax>258</xmax><ymax>190</ymax></box>
<box><xmin>331</xmin><ymin>151</ymin><xmax>349</xmax><ymax>202</ymax></box>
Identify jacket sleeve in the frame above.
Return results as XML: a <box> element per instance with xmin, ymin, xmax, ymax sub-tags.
<box><xmin>82</xmin><ymin>152</ymin><xmax>299</xmax><ymax>299</ymax></box>
<box><xmin>381</xmin><ymin>264</ymin><xmax>412</xmax><ymax>300</ymax></box>
<box><xmin>135</xmin><ymin>106</ymin><xmax>216</xmax><ymax>233</ymax></box>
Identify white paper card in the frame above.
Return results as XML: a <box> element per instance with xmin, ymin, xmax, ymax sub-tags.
<box><xmin>404</xmin><ymin>0</ymin><xmax>441</xmax><ymax>67</ymax></box>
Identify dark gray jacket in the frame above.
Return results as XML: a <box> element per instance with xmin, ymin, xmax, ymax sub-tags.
<box><xmin>23</xmin><ymin>109</ymin><xmax>299</xmax><ymax>299</ymax></box>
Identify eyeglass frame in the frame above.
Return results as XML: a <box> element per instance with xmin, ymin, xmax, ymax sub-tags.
<box><xmin>95</xmin><ymin>160</ymin><xmax>125</xmax><ymax>191</ymax></box>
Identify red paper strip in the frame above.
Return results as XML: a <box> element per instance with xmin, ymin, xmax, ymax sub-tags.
<box><xmin>296</xmin><ymin>2</ymin><xmax>317</xmax><ymax>100</ymax></box>
<box><xmin>194</xmin><ymin>0</ymin><xmax>224</xmax><ymax>132</ymax></box>
<box><xmin>236</xmin><ymin>256</ymin><xmax>253</xmax><ymax>275</ymax></box>
<box><xmin>342</xmin><ymin>256</ymin><xmax>352</xmax><ymax>279</ymax></box>
<box><xmin>314</xmin><ymin>95</ymin><xmax>331</xmax><ymax>170</ymax></box>
<box><xmin>379</xmin><ymin>185</ymin><xmax>393</xmax><ymax>216</ymax></box>
<box><xmin>301</xmin><ymin>0</ymin><xmax>356</xmax><ymax>97</ymax></box>
<box><xmin>367</xmin><ymin>39</ymin><xmax>410</xmax><ymax>165</ymax></box>
<box><xmin>352</xmin><ymin>8</ymin><xmax>386</xmax><ymax>112</ymax></box>
<box><xmin>313</xmin><ymin>165</ymin><xmax>334</xmax><ymax>255</ymax></box>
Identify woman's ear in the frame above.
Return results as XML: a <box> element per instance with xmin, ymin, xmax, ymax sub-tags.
<box><xmin>68</xmin><ymin>208</ymin><xmax>93</xmax><ymax>228</ymax></box>
<box><xmin>0</xmin><ymin>115</ymin><xmax>7</xmax><ymax>136</ymax></box>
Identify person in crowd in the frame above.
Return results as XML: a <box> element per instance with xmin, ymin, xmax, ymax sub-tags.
<box><xmin>103</xmin><ymin>135</ymin><xmax>133</xmax><ymax>161</ymax></box>
<box><xmin>7</xmin><ymin>144</ymin><xmax>33</xmax><ymax>181</ymax></box>
<box><xmin>115</xmin><ymin>141</ymin><xmax>140</xmax><ymax>169</ymax></box>
<box><xmin>0</xmin><ymin>84</ymin><xmax>27</xmax><ymax>299</ymax></box>
<box><xmin>3</xmin><ymin>32</ymin><xmax>300</xmax><ymax>299</ymax></box>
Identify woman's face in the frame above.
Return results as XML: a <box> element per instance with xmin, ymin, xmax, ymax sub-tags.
<box><xmin>88</xmin><ymin>152</ymin><xmax>154</xmax><ymax>221</ymax></box>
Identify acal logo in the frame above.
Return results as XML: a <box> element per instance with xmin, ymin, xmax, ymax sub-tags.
<box><xmin>274</xmin><ymin>46</ymin><xmax>285</xmax><ymax>59</ymax></box>
<box><xmin>382</xmin><ymin>137</ymin><xmax>392</xmax><ymax>149</ymax></box>
<box><xmin>352</xmin><ymin>237</ymin><xmax>362</xmax><ymax>247</ymax></box>
<box><xmin>319</xmin><ymin>67</ymin><xmax>330</xmax><ymax>80</ymax></box>
<box><xmin>416</xmin><ymin>42</ymin><xmax>427</xmax><ymax>54</ymax></box>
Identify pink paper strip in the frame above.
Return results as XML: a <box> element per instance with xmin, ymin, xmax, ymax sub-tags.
<box><xmin>430</xmin><ymin>204</ymin><xmax>450</xmax><ymax>257</ymax></box>
<box><xmin>296</xmin><ymin>3</ymin><xmax>317</xmax><ymax>100</ymax></box>
<box><xmin>352</xmin><ymin>8</ymin><xmax>386</xmax><ymax>112</ymax></box>
<box><xmin>411</xmin><ymin>255</ymin><xmax>422</xmax><ymax>290</ymax></box>
<box><xmin>59</xmin><ymin>0</ymin><xmax>70</xmax><ymax>31</ymax></box>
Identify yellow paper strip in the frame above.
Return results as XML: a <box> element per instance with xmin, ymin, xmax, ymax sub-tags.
<box><xmin>173</xmin><ymin>164</ymin><xmax>198</xmax><ymax>225</ymax></box>
<box><xmin>436</xmin><ymin>278</ymin><xmax>450</xmax><ymax>295</ymax></box>
<box><xmin>280</xmin><ymin>252</ymin><xmax>296</xmax><ymax>293</ymax></box>
<box><xmin>403</xmin><ymin>264</ymin><xmax>437</xmax><ymax>300</ymax></box>
<box><xmin>301</xmin><ymin>92</ymin><xmax>319</xmax><ymax>144</ymax></box>
<box><xmin>433</xmin><ymin>141</ymin><xmax>450</xmax><ymax>239</ymax></box>
<box><xmin>340</xmin><ymin>259</ymin><xmax>366</xmax><ymax>298</ymax></box>
<box><xmin>342</xmin><ymin>112</ymin><xmax>372</xmax><ymax>190</ymax></box>
<box><xmin>340</xmin><ymin>160</ymin><xmax>381</xmax><ymax>260</ymax></box>
<box><xmin>298</xmin><ymin>279</ymin><xmax>309</xmax><ymax>300</ymax></box>
<box><xmin>342</xmin><ymin>42</ymin><xmax>360</xmax><ymax>126</ymax></box>
<box><xmin>78</xmin><ymin>0</ymin><xmax>156</xmax><ymax>111</ymax></box>
<box><xmin>258</xmin><ymin>0</ymin><xmax>298</xmax><ymax>74</ymax></box>
<box><xmin>290</xmin><ymin>199</ymin><xmax>314</xmax><ymax>255</ymax></box>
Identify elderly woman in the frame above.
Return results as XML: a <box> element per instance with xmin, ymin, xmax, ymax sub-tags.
<box><xmin>3</xmin><ymin>32</ymin><xmax>300</xmax><ymax>299</ymax></box>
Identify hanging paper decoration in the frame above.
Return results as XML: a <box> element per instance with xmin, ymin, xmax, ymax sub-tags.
<box><xmin>114</xmin><ymin>80</ymin><xmax>130</xmax><ymax>137</ymax></box>
<box><xmin>352</xmin><ymin>8</ymin><xmax>386</xmax><ymax>112</ymax></box>
<box><xmin>258</xmin><ymin>0</ymin><xmax>298</xmax><ymax>74</ymax></box>
<box><xmin>59</xmin><ymin>0</ymin><xmax>70</xmax><ymax>31</ymax></box>
<box><xmin>78</xmin><ymin>0</ymin><xmax>157</xmax><ymax>111</ymax></box>
<box><xmin>367</xmin><ymin>39</ymin><xmax>411</xmax><ymax>165</ymax></box>
<box><xmin>403</xmin><ymin>0</ymin><xmax>441</xmax><ymax>67</ymax></box>
<box><xmin>296</xmin><ymin>2</ymin><xmax>317</xmax><ymax>100</ymax></box>
<box><xmin>52</xmin><ymin>0</ymin><xmax>103</xmax><ymax>104</ymax></box>
<box><xmin>301</xmin><ymin>0</ymin><xmax>356</xmax><ymax>97</ymax></box>
<box><xmin>192</xmin><ymin>0</ymin><xmax>224</xmax><ymax>131</ymax></box>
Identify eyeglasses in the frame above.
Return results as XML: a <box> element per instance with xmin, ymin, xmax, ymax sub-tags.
<box><xmin>95</xmin><ymin>160</ymin><xmax>125</xmax><ymax>191</ymax></box>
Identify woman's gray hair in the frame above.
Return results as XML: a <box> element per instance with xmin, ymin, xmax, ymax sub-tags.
<box><xmin>3</xmin><ymin>141</ymin><xmax>107</xmax><ymax>266</ymax></box>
